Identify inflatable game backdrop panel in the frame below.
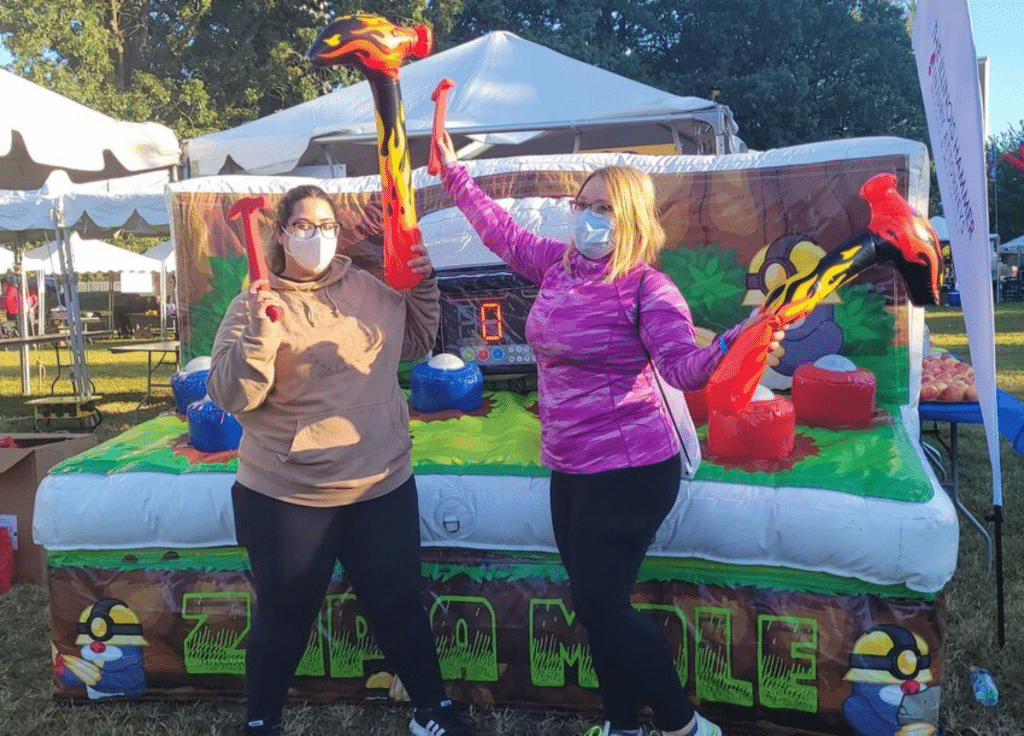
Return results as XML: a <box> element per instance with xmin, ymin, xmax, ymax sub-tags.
<box><xmin>45</xmin><ymin>545</ymin><xmax>945</xmax><ymax>736</ymax></box>
<box><xmin>33</xmin><ymin>138</ymin><xmax>951</xmax><ymax>735</ymax></box>
<box><xmin>166</xmin><ymin>136</ymin><xmax>931</xmax><ymax>409</ymax></box>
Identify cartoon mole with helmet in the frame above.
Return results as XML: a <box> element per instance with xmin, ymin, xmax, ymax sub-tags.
<box><xmin>843</xmin><ymin>624</ymin><xmax>940</xmax><ymax>736</ymax></box>
<box><xmin>54</xmin><ymin>598</ymin><xmax>148</xmax><ymax>699</ymax></box>
<box><xmin>742</xmin><ymin>233</ymin><xmax>847</xmax><ymax>390</ymax></box>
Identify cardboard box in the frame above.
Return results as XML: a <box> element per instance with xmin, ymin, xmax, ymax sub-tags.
<box><xmin>0</xmin><ymin>432</ymin><xmax>97</xmax><ymax>584</ymax></box>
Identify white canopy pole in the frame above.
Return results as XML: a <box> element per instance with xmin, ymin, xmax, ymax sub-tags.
<box><xmin>51</xmin><ymin>198</ymin><xmax>92</xmax><ymax>399</ymax></box>
<box><xmin>35</xmin><ymin>267</ymin><xmax>45</xmax><ymax>335</ymax></box>
<box><xmin>14</xmin><ymin>234</ymin><xmax>31</xmax><ymax>394</ymax></box>
<box><xmin>159</xmin><ymin>263</ymin><xmax>167</xmax><ymax>340</ymax></box>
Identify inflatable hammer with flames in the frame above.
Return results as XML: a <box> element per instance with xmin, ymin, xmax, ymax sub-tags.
<box><xmin>308</xmin><ymin>15</ymin><xmax>432</xmax><ymax>290</ymax></box>
<box><xmin>706</xmin><ymin>173</ymin><xmax>943</xmax><ymax>415</ymax></box>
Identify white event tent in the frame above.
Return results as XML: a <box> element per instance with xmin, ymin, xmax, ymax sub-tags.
<box><xmin>25</xmin><ymin>233</ymin><xmax>163</xmax><ymax>337</ymax></box>
<box><xmin>998</xmin><ymin>233</ymin><xmax>1024</xmax><ymax>254</ymax></box>
<box><xmin>1</xmin><ymin>69</ymin><xmax>179</xmax><ymax>191</ymax></box>
<box><xmin>143</xmin><ymin>240</ymin><xmax>176</xmax><ymax>328</ymax></box>
<box><xmin>1</xmin><ymin>245</ymin><xmax>43</xmax><ymax>273</ymax></box>
<box><xmin>0</xmin><ymin>70</ymin><xmax>180</xmax><ymax>395</ymax></box>
<box><xmin>143</xmin><ymin>240</ymin><xmax>175</xmax><ymax>272</ymax></box>
<box><xmin>0</xmin><ymin>169</ymin><xmax>171</xmax><ymax>240</ymax></box>
<box><xmin>25</xmin><ymin>232</ymin><xmax>162</xmax><ymax>277</ymax></box>
<box><xmin>184</xmin><ymin>30</ymin><xmax>742</xmax><ymax>179</ymax></box>
<box><xmin>0</xmin><ymin>169</ymin><xmax>175</xmax><ymax>337</ymax></box>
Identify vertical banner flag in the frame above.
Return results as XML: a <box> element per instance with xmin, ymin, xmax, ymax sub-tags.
<box><xmin>912</xmin><ymin>0</ymin><xmax>1002</xmax><ymax>505</ymax></box>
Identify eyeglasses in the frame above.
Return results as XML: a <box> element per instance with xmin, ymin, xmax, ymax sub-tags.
<box><xmin>286</xmin><ymin>220</ymin><xmax>342</xmax><ymax>239</ymax></box>
<box><xmin>569</xmin><ymin>199</ymin><xmax>614</xmax><ymax>217</ymax></box>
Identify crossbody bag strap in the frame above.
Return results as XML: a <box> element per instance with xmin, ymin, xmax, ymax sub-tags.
<box><xmin>635</xmin><ymin>271</ymin><xmax>691</xmax><ymax>466</ymax></box>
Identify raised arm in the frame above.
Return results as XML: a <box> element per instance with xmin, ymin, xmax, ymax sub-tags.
<box><xmin>400</xmin><ymin>243</ymin><xmax>441</xmax><ymax>359</ymax></box>
<box><xmin>437</xmin><ymin>134</ymin><xmax>565</xmax><ymax>283</ymax></box>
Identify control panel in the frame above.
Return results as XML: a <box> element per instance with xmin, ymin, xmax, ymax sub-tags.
<box><xmin>435</xmin><ymin>266</ymin><xmax>538</xmax><ymax>374</ymax></box>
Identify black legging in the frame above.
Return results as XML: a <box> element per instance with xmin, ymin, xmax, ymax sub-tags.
<box><xmin>231</xmin><ymin>476</ymin><xmax>446</xmax><ymax>726</ymax></box>
<box><xmin>549</xmin><ymin>453</ymin><xmax>692</xmax><ymax>732</ymax></box>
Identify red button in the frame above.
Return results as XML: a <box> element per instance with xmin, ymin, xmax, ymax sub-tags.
<box><xmin>477</xmin><ymin>348</ymin><xmax>490</xmax><ymax>361</ymax></box>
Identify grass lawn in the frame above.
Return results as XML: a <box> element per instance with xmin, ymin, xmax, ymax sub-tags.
<box><xmin>0</xmin><ymin>335</ymin><xmax>180</xmax><ymax>440</ymax></box>
<box><xmin>0</xmin><ymin>302</ymin><xmax>1022</xmax><ymax>735</ymax></box>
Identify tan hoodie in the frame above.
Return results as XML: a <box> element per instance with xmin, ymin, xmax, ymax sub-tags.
<box><xmin>208</xmin><ymin>255</ymin><xmax>439</xmax><ymax>507</ymax></box>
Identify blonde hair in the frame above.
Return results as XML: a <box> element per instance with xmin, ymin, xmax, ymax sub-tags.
<box><xmin>564</xmin><ymin>166</ymin><xmax>666</xmax><ymax>281</ymax></box>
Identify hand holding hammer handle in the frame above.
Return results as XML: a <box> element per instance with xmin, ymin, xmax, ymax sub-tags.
<box><xmin>229</xmin><ymin>195</ymin><xmax>283</xmax><ymax>322</ymax></box>
<box><xmin>429</xmin><ymin>78</ymin><xmax>455</xmax><ymax>175</ymax></box>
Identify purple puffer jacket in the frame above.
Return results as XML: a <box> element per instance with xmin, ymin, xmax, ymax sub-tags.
<box><xmin>442</xmin><ymin>165</ymin><xmax>741</xmax><ymax>474</ymax></box>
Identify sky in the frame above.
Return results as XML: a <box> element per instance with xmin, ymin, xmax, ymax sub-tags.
<box><xmin>0</xmin><ymin>1</ymin><xmax>1021</xmax><ymax>138</ymax></box>
<box><xmin>970</xmin><ymin>0</ymin><xmax>1024</xmax><ymax>138</ymax></box>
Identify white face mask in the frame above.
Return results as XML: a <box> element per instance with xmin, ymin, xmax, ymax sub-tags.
<box><xmin>571</xmin><ymin>209</ymin><xmax>616</xmax><ymax>260</ymax></box>
<box><xmin>284</xmin><ymin>232</ymin><xmax>337</xmax><ymax>274</ymax></box>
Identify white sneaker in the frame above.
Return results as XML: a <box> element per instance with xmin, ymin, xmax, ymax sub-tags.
<box><xmin>680</xmin><ymin>714</ymin><xmax>722</xmax><ymax>736</ymax></box>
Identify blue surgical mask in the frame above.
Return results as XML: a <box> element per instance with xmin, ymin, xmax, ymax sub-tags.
<box><xmin>571</xmin><ymin>209</ymin><xmax>615</xmax><ymax>260</ymax></box>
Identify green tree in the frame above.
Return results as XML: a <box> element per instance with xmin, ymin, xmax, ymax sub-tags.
<box><xmin>443</xmin><ymin>0</ymin><xmax>927</xmax><ymax>152</ymax></box>
<box><xmin>0</xmin><ymin>0</ymin><xmax>459</xmax><ymax>139</ymax></box>
<box><xmin>442</xmin><ymin>0</ymin><xmax>675</xmax><ymax>84</ymax></box>
<box><xmin>1</xmin><ymin>0</ymin><xmax>225</xmax><ymax>138</ymax></box>
<box><xmin>652</xmin><ymin>0</ymin><xmax>927</xmax><ymax>150</ymax></box>
<box><xmin>2</xmin><ymin>0</ymin><xmax>928</xmax><ymax>156</ymax></box>
<box><xmin>988</xmin><ymin>124</ymin><xmax>1024</xmax><ymax>244</ymax></box>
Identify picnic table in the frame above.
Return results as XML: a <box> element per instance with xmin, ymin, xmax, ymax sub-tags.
<box><xmin>108</xmin><ymin>340</ymin><xmax>180</xmax><ymax>417</ymax></box>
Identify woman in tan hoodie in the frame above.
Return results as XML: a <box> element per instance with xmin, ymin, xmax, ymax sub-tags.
<box><xmin>208</xmin><ymin>185</ymin><xmax>473</xmax><ymax>736</ymax></box>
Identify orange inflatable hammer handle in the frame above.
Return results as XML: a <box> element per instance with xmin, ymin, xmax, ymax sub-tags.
<box><xmin>429</xmin><ymin>78</ymin><xmax>455</xmax><ymax>175</ymax></box>
<box><xmin>229</xmin><ymin>195</ymin><xmax>283</xmax><ymax>322</ymax></box>
<box><xmin>705</xmin><ymin>314</ymin><xmax>781</xmax><ymax>416</ymax></box>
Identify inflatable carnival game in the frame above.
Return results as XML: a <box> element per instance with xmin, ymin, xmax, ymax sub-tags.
<box><xmin>33</xmin><ymin>137</ymin><xmax>956</xmax><ymax>736</ymax></box>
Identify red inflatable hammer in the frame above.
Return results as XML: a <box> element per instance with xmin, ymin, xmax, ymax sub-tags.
<box><xmin>429</xmin><ymin>78</ymin><xmax>455</xmax><ymax>176</ymax></box>
<box><xmin>308</xmin><ymin>15</ymin><xmax>432</xmax><ymax>290</ymax></box>
<box><xmin>229</xmin><ymin>195</ymin><xmax>283</xmax><ymax>322</ymax></box>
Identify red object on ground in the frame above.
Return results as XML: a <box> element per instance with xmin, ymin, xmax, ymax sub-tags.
<box><xmin>0</xmin><ymin>527</ymin><xmax>13</xmax><ymax>593</ymax></box>
<box><xmin>705</xmin><ymin>314</ymin><xmax>779</xmax><ymax>416</ymax></box>
<box><xmin>0</xmin><ymin>436</ymin><xmax>16</xmax><ymax>448</ymax></box>
<box><xmin>791</xmin><ymin>363</ymin><xmax>877</xmax><ymax>429</ymax></box>
<box><xmin>708</xmin><ymin>396</ymin><xmax>795</xmax><ymax>461</ymax></box>
<box><xmin>429</xmin><ymin>78</ymin><xmax>455</xmax><ymax>176</ymax></box>
<box><xmin>228</xmin><ymin>195</ymin><xmax>283</xmax><ymax>322</ymax></box>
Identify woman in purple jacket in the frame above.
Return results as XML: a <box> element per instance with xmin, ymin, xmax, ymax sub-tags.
<box><xmin>437</xmin><ymin>137</ymin><xmax>781</xmax><ymax>736</ymax></box>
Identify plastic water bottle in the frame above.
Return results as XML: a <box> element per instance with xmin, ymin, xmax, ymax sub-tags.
<box><xmin>970</xmin><ymin>666</ymin><xmax>999</xmax><ymax>706</ymax></box>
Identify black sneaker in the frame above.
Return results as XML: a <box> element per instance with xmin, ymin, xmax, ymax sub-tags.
<box><xmin>409</xmin><ymin>700</ymin><xmax>473</xmax><ymax>736</ymax></box>
<box><xmin>235</xmin><ymin>721</ymin><xmax>283</xmax><ymax>736</ymax></box>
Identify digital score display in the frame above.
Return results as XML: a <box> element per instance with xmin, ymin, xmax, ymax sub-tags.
<box><xmin>479</xmin><ymin>301</ymin><xmax>504</xmax><ymax>344</ymax></box>
<box><xmin>436</xmin><ymin>267</ymin><xmax>538</xmax><ymax>374</ymax></box>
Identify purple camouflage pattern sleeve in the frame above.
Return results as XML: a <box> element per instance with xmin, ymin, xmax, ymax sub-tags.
<box><xmin>636</xmin><ymin>269</ymin><xmax>744</xmax><ymax>392</ymax></box>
